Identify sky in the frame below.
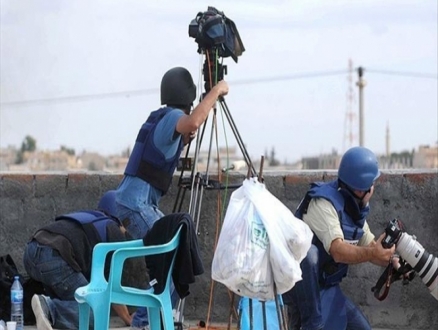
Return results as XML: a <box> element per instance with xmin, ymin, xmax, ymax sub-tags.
<box><xmin>1</xmin><ymin>0</ymin><xmax>437</xmax><ymax>163</ymax></box>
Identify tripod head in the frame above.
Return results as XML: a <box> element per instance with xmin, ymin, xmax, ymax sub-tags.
<box><xmin>202</xmin><ymin>49</ymin><xmax>227</xmax><ymax>93</ymax></box>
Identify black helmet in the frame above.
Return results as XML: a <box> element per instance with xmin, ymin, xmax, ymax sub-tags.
<box><xmin>160</xmin><ymin>67</ymin><xmax>197</xmax><ymax>107</ymax></box>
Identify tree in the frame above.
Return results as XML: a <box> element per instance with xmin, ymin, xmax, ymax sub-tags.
<box><xmin>269</xmin><ymin>147</ymin><xmax>280</xmax><ymax>166</ymax></box>
<box><xmin>60</xmin><ymin>145</ymin><xmax>75</xmax><ymax>156</ymax></box>
<box><xmin>21</xmin><ymin>135</ymin><xmax>37</xmax><ymax>152</ymax></box>
<box><xmin>15</xmin><ymin>135</ymin><xmax>37</xmax><ymax>164</ymax></box>
<box><xmin>15</xmin><ymin>152</ymin><xmax>23</xmax><ymax>164</ymax></box>
<box><xmin>121</xmin><ymin>146</ymin><xmax>130</xmax><ymax>158</ymax></box>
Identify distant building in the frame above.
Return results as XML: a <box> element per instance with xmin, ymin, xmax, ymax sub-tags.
<box><xmin>1</xmin><ymin>142</ymin><xmax>436</xmax><ymax>173</ymax></box>
<box><xmin>105</xmin><ymin>155</ymin><xmax>129</xmax><ymax>173</ymax></box>
<box><xmin>0</xmin><ymin>146</ymin><xmax>18</xmax><ymax>171</ymax></box>
<box><xmin>300</xmin><ymin>146</ymin><xmax>437</xmax><ymax>171</ymax></box>
<box><xmin>8</xmin><ymin>150</ymin><xmax>78</xmax><ymax>172</ymax></box>
<box><xmin>189</xmin><ymin>146</ymin><xmax>246</xmax><ymax>172</ymax></box>
<box><xmin>301</xmin><ymin>149</ymin><xmax>341</xmax><ymax>170</ymax></box>
<box><xmin>378</xmin><ymin>154</ymin><xmax>413</xmax><ymax>169</ymax></box>
<box><xmin>413</xmin><ymin>144</ymin><xmax>438</xmax><ymax>169</ymax></box>
<box><xmin>78</xmin><ymin>152</ymin><xmax>106</xmax><ymax>171</ymax></box>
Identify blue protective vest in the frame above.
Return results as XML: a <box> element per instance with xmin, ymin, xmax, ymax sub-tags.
<box><xmin>295</xmin><ymin>180</ymin><xmax>368</xmax><ymax>287</ymax></box>
<box><xmin>124</xmin><ymin>107</ymin><xmax>184</xmax><ymax>194</ymax></box>
<box><xmin>55</xmin><ymin>210</ymin><xmax>118</xmax><ymax>247</ymax></box>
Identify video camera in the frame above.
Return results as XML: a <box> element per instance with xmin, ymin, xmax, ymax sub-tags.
<box><xmin>381</xmin><ymin>218</ymin><xmax>438</xmax><ymax>300</ymax></box>
<box><xmin>188</xmin><ymin>6</ymin><xmax>245</xmax><ymax>63</ymax></box>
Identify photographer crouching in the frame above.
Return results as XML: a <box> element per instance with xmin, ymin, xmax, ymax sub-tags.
<box><xmin>282</xmin><ymin>147</ymin><xmax>397</xmax><ymax>330</ymax></box>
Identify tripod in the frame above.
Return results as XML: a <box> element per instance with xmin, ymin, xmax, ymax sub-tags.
<box><xmin>172</xmin><ymin>48</ymin><xmax>287</xmax><ymax>330</ymax></box>
<box><xmin>173</xmin><ymin>48</ymin><xmax>257</xmax><ymax>226</ymax></box>
<box><xmin>171</xmin><ymin>47</ymin><xmax>258</xmax><ymax>327</ymax></box>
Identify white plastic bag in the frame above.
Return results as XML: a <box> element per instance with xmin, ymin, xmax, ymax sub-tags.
<box><xmin>211</xmin><ymin>180</ymin><xmax>274</xmax><ymax>300</ymax></box>
<box><xmin>245</xmin><ymin>178</ymin><xmax>313</xmax><ymax>294</ymax></box>
<box><xmin>212</xmin><ymin>178</ymin><xmax>313</xmax><ymax>300</ymax></box>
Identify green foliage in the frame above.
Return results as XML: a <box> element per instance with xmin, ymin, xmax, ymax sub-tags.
<box><xmin>269</xmin><ymin>147</ymin><xmax>280</xmax><ymax>166</ymax></box>
<box><xmin>60</xmin><ymin>145</ymin><xmax>75</xmax><ymax>156</ymax></box>
<box><xmin>21</xmin><ymin>135</ymin><xmax>37</xmax><ymax>152</ymax></box>
<box><xmin>15</xmin><ymin>151</ymin><xmax>24</xmax><ymax>164</ymax></box>
<box><xmin>15</xmin><ymin>135</ymin><xmax>37</xmax><ymax>164</ymax></box>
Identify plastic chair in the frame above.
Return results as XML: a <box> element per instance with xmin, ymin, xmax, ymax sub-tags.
<box><xmin>74</xmin><ymin>226</ymin><xmax>182</xmax><ymax>330</ymax></box>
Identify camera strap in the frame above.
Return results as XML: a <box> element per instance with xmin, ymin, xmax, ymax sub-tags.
<box><xmin>371</xmin><ymin>262</ymin><xmax>394</xmax><ymax>301</ymax></box>
<box><xmin>371</xmin><ymin>257</ymin><xmax>416</xmax><ymax>301</ymax></box>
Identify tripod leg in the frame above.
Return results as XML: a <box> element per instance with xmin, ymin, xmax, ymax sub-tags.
<box><xmin>219</xmin><ymin>99</ymin><xmax>257</xmax><ymax>176</ymax></box>
<box><xmin>172</xmin><ymin>50</ymin><xmax>258</xmax><ymax>328</ymax></box>
<box><xmin>174</xmin><ymin>106</ymin><xmax>220</xmax><ymax>324</ymax></box>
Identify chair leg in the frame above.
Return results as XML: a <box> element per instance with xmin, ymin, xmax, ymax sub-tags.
<box><xmin>149</xmin><ymin>307</ymin><xmax>162</xmax><ymax>330</ymax></box>
<box><xmin>161</xmin><ymin>307</ymin><xmax>174</xmax><ymax>330</ymax></box>
<box><xmin>92</xmin><ymin>302</ymin><xmax>111</xmax><ymax>330</ymax></box>
<box><xmin>155</xmin><ymin>292</ymin><xmax>174</xmax><ymax>330</ymax></box>
<box><xmin>77</xmin><ymin>302</ymin><xmax>90</xmax><ymax>330</ymax></box>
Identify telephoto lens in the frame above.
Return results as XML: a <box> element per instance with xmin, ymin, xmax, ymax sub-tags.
<box><xmin>396</xmin><ymin>232</ymin><xmax>438</xmax><ymax>300</ymax></box>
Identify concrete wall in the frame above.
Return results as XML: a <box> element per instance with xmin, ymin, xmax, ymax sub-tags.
<box><xmin>0</xmin><ymin>171</ymin><xmax>437</xmax><ymax>329</ymax></box>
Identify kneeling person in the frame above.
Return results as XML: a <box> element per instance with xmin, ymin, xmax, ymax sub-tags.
<box><xmin>23</xmin><ymin>190</ymin><xmax>137</xmax><ymax>329</ymax></box>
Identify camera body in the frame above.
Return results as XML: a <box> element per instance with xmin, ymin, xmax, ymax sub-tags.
<box><xmin>188</xmin><ymin>6</ymin><xmax>244</xmax><ymax>63</ymax></box>
<box><xmin>382</xmin><ymin>218</ymin><xmax>403</xmax><ymax>249</ymax></box>
<box><xmin>188</xmin><ymin>11</ymin><xmax>224</xmax><ymax>51</ymax></box>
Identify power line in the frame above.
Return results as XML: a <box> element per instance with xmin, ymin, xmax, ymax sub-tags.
<box><xmin>366</xmin><ymin>69</ymin><xmax>437</xmax><ymax>79</ymax></box>
<box><xmin>0</xmin><ymin>70</ymin><xmax>348</xmax><ymax>108</ymax></box>
<box><xmin>1</xmin><ymin>68</ymin><xmax>436</xmax><ymax>108</ymax></box>
<box><xmin>0</xmin><ymin>88</ymin><xmax>159</xmax><ymax>108</ymax></box>
<box><xmin>231</xmin><ymin>69</ymin><xmax>348</xmax><ymax>85</ymax></box>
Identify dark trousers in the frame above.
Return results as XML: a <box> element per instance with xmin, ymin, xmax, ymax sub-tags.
<box><xmin>282</xmin><ymin>244</ymin><xmax>371</xmax><ymax>330</ymax></box>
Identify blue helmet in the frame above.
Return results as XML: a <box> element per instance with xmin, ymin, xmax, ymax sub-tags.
<box><xmin>97</xmin><ymin>190</ymin><xmax>118</xmax><ymax>220</ymax></box>
<box><xmin>338</xmin><ymin>147</ymin><xmax>380</xmax><ymax>191</ymax></box>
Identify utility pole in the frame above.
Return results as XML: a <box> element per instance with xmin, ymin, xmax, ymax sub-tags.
<box><xmin>386</xmin><ymin>121</ymin><xmax>391</xmax><ymax>158</ymax></box>
<box><xmin>343</xmin><ymin>59</ymin><xmax>357</xmax><ymax>152</ymax></box>
<box><xmin>356</xmin><ymin>67</ymin><xmax>366</xmax><ymax>147</ymax></box>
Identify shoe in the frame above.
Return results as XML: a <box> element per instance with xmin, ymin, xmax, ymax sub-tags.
<box><xmin>31</xmin><ymin>294</ymin><xmax>53</xmax><ymax>330</ymax></box>
<box><xmin>130</xmin><ymin>327</ymin><xmax>149</xmax><ymax>330</ymax></box>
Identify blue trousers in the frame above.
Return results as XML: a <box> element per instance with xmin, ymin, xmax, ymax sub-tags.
<box><xmin>282</xmin><ymin>244</ymin><xmax>371</xmax><ymax>330</ymax></box>
<box><xmin>23</xmin><ymin>240</ymin><xmax>92</xmax><ymax>329</ymax></box>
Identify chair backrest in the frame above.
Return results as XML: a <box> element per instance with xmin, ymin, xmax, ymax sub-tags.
<box><xmin>149</xmin><ymin>225</ymin><xmax>183</xmax><ymax>292</ymax></box>
<box><xmin>108</xmin><ymin>225</ymin><xmax>183</xmax><ymax>295</ymax></box>
<box><xmin>89</xmin><ymin>238</ymin><xmax>145</xmax><ymax>285</ymax></box>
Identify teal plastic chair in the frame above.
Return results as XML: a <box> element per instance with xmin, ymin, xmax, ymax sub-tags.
<box><xmin>74</xmin><ymin>226</ymin><xmax>182</xmax><ymax>330</ymax></box>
